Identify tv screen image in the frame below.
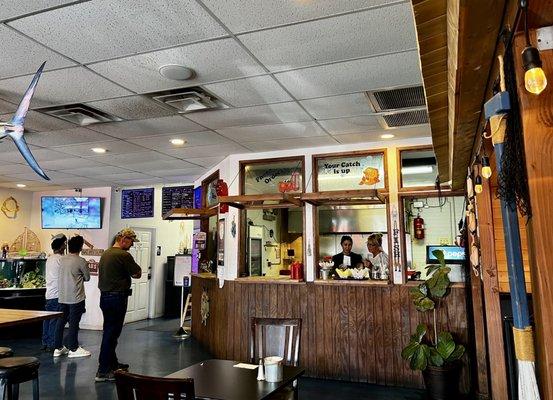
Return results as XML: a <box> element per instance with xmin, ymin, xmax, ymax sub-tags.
<box><xmin>41</xmin><ymin>197</ymin><xmax>102</xmax><ymax>229</ymax></box>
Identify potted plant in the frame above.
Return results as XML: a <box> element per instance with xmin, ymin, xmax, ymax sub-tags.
<box><xmin>401</xmin><ymin>250</ymin><xmax>465</xmax><ymax>400</ymax></box>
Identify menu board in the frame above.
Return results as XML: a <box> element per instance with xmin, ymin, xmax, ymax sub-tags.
<box><xmin>121</xmin><ymin>188</ymin><xmax>154</xmax><ymax>219</ymax></box>
<box><xmin>162</xmin><ymin>185</ymin><xmax>194</xmax><ymax>216</ymax></box>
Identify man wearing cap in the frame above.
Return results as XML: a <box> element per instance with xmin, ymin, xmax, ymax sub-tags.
<box><xmin>95</xmin><ymin>228</ymin><xmax>141</xmax><ymax>382</ymax></box>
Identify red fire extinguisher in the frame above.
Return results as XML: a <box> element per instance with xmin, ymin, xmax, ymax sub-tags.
<box><xmin>216</xmin><ymin>179</ymin><xmax>229</xmax><ymax>213</ymax></box>
<box><xmin>414</xmin><ymin>214</ymin><xmax>425</xmax><ymax>240</ymax></box>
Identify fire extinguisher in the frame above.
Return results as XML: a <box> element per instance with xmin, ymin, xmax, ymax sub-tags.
<box><xmin>216</xmin><ymin>179</ymin><xmax>229</xmax><ymax>213</ymax></box>
<box><xmin>414</xmin><ymin>214</ymin><xmax>425</xmax><ymax>240</ymax></box>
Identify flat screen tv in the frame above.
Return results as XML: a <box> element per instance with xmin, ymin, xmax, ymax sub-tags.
<box><xmin>41</xmin><ymin>196</ymin><xmax>102</xmax><ymax>229</ymax></box>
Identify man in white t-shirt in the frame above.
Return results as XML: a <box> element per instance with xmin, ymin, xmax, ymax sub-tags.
<box><xmin>41</xmin><ymin>234</ymin><xmax>66</xmax><ymax>351</ymax></box>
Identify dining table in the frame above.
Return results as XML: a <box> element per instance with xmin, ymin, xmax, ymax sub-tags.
<box><xmin>0</xmin><ymin>308</ymin><xmax>63</xmax><ymax>328</ymax></box>
<box><xmin>166</xmin><ymin>359</ymin><xmax>305</xmax><ymax>400</ymax></box>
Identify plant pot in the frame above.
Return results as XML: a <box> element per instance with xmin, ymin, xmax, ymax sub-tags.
<box><xmin>422</xmin><ymin>363</ymin><xmax>461</xmax><ymax>400</ymax></box>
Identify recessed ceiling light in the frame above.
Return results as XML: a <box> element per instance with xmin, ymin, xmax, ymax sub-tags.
<box><xmin>380</xmin><ymin>133</ymin><xmax>395</xmax><ymax>139</ymax></box>
<box><xmin>16</xmin><ymin>184</ymin><xmax>26</xmax><ymax>188</ymax></box>
<box><xmin>159</xmin><ymin>65</ymin><xmax>195</xmax><ymax>81</ymax></box>
<box><xmin>91</xmin><ymin>147</ymin><xmax>107</xmax><ymax>154</ymax></box>
<box><xmin>170</xmin><ymin>138</ymin><xmax>186</xmax><ymax>146</ymax></box>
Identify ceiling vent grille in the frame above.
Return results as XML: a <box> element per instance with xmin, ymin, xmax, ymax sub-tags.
<box><xmin>368</xmin><ymin>86</ymin><xmax>426</xmax><ymax>111</ymax></box>
<box><xmin>381</xmin><ymin>110</ymin><xmax>429</xmax><ymax>128</ymax></box>
<box><xmin>39</xmin><ymin>104</ymin><xmax>123</xmax><ymax>126</ymax></box>
<box><xmin>148</xmin><ymin>87</ymin><xmax>228</xmax><ymax>114</ymax></box>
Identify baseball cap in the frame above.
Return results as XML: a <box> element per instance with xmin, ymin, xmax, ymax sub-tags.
<box><xmin>117</xmin><ymin>228</ymin><xmax>139</xmax><ymax>242</ymax></box>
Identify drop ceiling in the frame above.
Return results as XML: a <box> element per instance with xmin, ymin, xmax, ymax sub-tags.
<box><xmin>0</xmin><ymin>0</ymin><xmax>430</xmax><ymax>190</ymax></box>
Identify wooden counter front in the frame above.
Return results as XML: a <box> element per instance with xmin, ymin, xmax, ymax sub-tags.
<box><xmin>191</xmin><ymin>277</ymin><xmax>470</xmax><ymax>392</ymax></box>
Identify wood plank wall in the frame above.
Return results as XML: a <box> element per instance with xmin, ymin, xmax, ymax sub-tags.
<box><xmin>191</xmin><ymin>277</ymin><xmax>471</xmax><ymax>393</ymax></box>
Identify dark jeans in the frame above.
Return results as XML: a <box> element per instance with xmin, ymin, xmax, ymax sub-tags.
<box><xmin>98</xmin><ymin>292</ymin><xmax>128</xmax><ymax>374</ymax></box>
<box><xmin>54</xmin><ymin>300</ymin><xmax>86</xmax><ymax>351</ymax></box>
<box><xmin>42</xmin><ymin>298</ymin><xmax>62</xmax><ymax>348</ymax></box>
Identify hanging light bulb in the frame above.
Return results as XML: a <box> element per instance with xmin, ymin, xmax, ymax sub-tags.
<box><xmin>481</xmin><ymin>156</ymin><xmax>492</xmax><ymax>179</ymax></box>
<box><xmin>522</xmin><ymin>46</ymin><xmax>547</xmax><ymax>95</ymax></box>
<box><xmin>474</xmin><ymin>175</ymin><xmax>483</xmax><ymax>194</ymax></box>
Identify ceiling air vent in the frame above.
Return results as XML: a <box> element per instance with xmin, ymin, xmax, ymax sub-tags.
<box><xmin>39</xmin><ymin>104</ymin><xmax>123</xmax><ymax>126</ymax></box>
<box><xmin>381</xmin><ymin>110</ymin><xmax>429</xmax><ymax>128</ymax></box>
<box><xmin>367</xmin><ymin>86</ymin><xmax>426</xmax><ymax>112</ymax></box>
<box><xmin>149</xmin><ymin>87</ymin><xmax>229</xmax><ymax>114</ymax></box>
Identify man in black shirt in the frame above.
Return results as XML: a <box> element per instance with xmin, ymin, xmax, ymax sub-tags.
<box><xmin>95</xmin><ymin>228</ymin><xmax>141</xmax><ymax>382</ymax></box>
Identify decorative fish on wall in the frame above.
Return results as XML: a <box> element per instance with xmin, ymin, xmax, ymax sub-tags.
<box><xmin>0</xmin><ymin>62</ymin><xmax>49</xmax><ymax>180</ymax></box>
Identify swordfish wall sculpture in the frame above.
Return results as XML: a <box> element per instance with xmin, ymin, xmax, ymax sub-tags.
<box><xmin>0</xmin><ymin>62</ymin><xmax>49</xmax><ymax>180</ymax></box>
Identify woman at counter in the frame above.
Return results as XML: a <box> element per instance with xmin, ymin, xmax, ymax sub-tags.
<box><xmin>332</xmin><ymin>236</ymin><xmax>363</xmax><ymax>272</ymax></box>
<box><xmin>364</xmin><ymin>233</ymin><xmax>389</xmax><ymax>280</ymax></box>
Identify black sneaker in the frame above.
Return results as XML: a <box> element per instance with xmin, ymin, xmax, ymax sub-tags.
<box><xmin>115</xmin><ymin>363</ymin><xmax>129</xmax><ymax>370</ymax></box>
<box><xmin>95</xmin><ymin>372</ymin><xmax>115</xmax><ymax>382</ymax></box>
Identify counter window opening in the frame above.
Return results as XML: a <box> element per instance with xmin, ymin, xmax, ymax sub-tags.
<box><xmin>311</xmin><ymin>149</ymin><xmax>391</xmax><ymax>283</ymax></box>
<box><xmin>238</xmin><ymin>157</ymin><xmax>305</xmax><ymax>278</ymax></box>
<box><xmin>400</xmin><ymin>194</ymin><xmax>466</xmax><ymax>282</ymax></box>
<box><xmin>200</xmin><ymin>170</ymin><xmax>220</xmax><ymax>274</ymax></box>
<box><xmin>398</xmin><ymin>146</ymin><xmax>439</xmax><ymax>189</ymax></box>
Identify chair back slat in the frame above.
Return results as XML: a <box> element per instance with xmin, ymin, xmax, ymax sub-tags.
<box><xmin>115</xmin><ymin>370</ymin><xmax>195</xmax><ymax>400</ymax></box>
<box><xmin>250</xmin><ymin>317</ymin><xmax>302</xmax><ymax>367</ymax></box>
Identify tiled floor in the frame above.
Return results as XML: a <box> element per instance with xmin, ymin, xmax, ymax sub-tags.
<box><xmin>2</xmin><ymin>318</ymin><xmax>426</xmax><ymax>399</ymax></box>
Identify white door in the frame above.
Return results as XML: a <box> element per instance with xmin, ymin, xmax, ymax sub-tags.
<box><xmin>125</xmin><ymin>230</ymin><xmax>151</xmax><ymax>323</ymax></box>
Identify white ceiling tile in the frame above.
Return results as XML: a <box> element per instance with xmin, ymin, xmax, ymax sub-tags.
<box><xmin>202</xmin><ymin>0</ymin><xmax>399</xmax><ymax>33</ymax></box>
<box><xmin>161</xmin><ymin>175</ymin><xmax>200</xmax><ymax>184</ymax></box>
<box><xmin>84</xmin><ymin>96</ymin><xmax>174</xmax><ymax>120</ymax></box>
<box><xmin>70</xmin><ymin>165</ymin><xmax>135</xmax><ymax>177</ymax></box>
<box><xmin>0</xmin><ymin>110</ymin><xmax>76</xmax><ymax>132</ymax></box>
<box><xmin>25</xmin><ymin>127</ymin><xmax>114</xmax><ymax>147</ymax></box>
<box><xmin>54</xmin><ymin>140</ymin><xmax>146</xmax><ymax>157</ymax></box>
<box><xmin>0</xmin><ymin>148</ymin><xmax>69</xmax><ymax>163</ymax></box>
<box><xmin>88</xmin><ymin>39</ymin><xmax>265</xmax><ymax>93</ymax></box>
<box><xmin>240</xmin><ymin>4</ymin><xmax>416</xmax><ymax>72</ymax></box>
<box><xmin>0</xmin><ymin>181</ymin><xmax>65</xmax><ymax>189</ymax></box>
<box><xmin>0</xmin><ymin>163</ymin><xmax>34</xmax><ymax>175</ymax></box>
<box><xmin>185</xmin><ymin>102</ymin><xmax>311</xmax><ymax>129</ymax></box>
<box><xmin>0</xmin><ymin>99</ymin><xmax>17</xmax><ymax>114</ymax></box>
<box><xmin>111</xmin><ymin>177</ymin><xmax>163</xmax><ymax>185</ymax></box>
<box><xmin>162</xmin><ymin>143</ymin><xmax>250</xmax><ymax>159</ymax></box>
<box><xmin>243</xmin><ymin>136</ymin><xmax>338</xmax><ymax>152</ymax></box>
<box><xmin>86</xmin><ymin>151</ymin><xmax>175</xmax><ymax>166</ymax></box>
<box><xmin>0</xmin><ymin>67</ymin><xmax>132</xmax><ymax>108</ymax></box>
<box><xmin>333</xmin><ymin>124</ymin><xmax>431</xmax><ymax>144</ymax></box>
<box><xmin>0</xmin><ymin>1</ymin><xmax>76</xmax><ymax>21</ymax></box>
<box><xmin>127</xmin><ymin>131</ymin><xmax>234</xmax><ymax>150</ymax></box>
<box><xmin>149</xmin><ymin>167</ymin><xmax>206</xmax><ymax>177</ymax></box>
<box><xmin>300</xmin><ymin>93</ymin><xmax>374</xmax><ymax>119</ymax></box>
<box><xmin>274</xmin><ymin>51</ymin><xmax>422</xmax><ymax>99</ymax></box>
<box><xmin>318</xmin><ymin>116</ymin><xmax>382</xmax><ymax>135</ymax></box>
<box><xmin>203</xmin><ymin>76</ymin><xmax>292</xmax><ymax>107</ymax></box>
<box><xmin>87</xmin><ymin>116</ymin><xmax>205</xmax><ymax>139</ymax></box>
<box><xmin>96</xmin><ymin>172</ymin><xmax>152</xmax><ymax>181</ymax></box>
<box><xmin>38</xmin><ymin>157</ymin><xmax>106</xmax><ymax>171</ymax></box>
<box><xmin>217</xmin><ymin>121</ymin><xmax>327</xmax><ymax>142</ymax></box>
<box><xmin>8</xmin><ymin>0</ymin><xmax>227</xmax><ymax>63</ymax></box>
<box><xmin>5</xmin><ymin>170</ymin><xmax>79</xmax><ymax>182</ymax></box>
<box><xmin>0</xmin><ymin>25</ymin><xmax>76</xmax><ymax>78</ymax></box>
<box><xmin>124</xmin><ymin>159</ymin><xmax>198</xmax><ymax>173</ymax></box>
<box><xmin>186</xmin><ymin>156</ymin><xmax>226</xmax><ymax>168</ymax></box>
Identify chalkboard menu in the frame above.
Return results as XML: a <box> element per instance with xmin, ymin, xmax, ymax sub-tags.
<box><xmin>121</xmin><ymin>188</ymin><xmax>154</xmax><ymax>219</ymax></box>
<box><xmin>162</xmin><ymin>185</ymin><xmax>194</xmax><ymax>215</ymax></box>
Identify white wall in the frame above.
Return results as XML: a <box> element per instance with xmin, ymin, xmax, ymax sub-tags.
<box><xmin>109</xmin><ymin>185</ymin><xmax>194</xmax><ymax>319</ymax></box>
<box><xmin>0</xmin><ymin>188</ymin><xmax>33</xmax><ymax>248</ymax></box>
<box><xmin>195</xmin><ymin>137</ymin><xmax>432</xmax><ymax>283</ymax></box>
<box><xmin>29</xmin><ymin>187</ymin><xmax>112</xmax><ymax>330</ymax></box>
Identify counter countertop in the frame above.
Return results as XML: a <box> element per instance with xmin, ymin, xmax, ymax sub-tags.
<box><xmin>313</xmin><ymin>279</ymin><xmax>390</xmax><ymax>286</ymax></box>
<box><xmin>235</xmin><ymin>276</ymin><xmax>304</xmax><ymax>284</ymax></box>
<box><xmin>191</xmin><ymin>273</ymin><xmax>217</xmax><ymax>280</ymax></box>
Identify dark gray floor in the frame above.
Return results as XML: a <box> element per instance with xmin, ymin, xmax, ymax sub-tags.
<box><xmin>2</xmin><ymin>318</ymin><xmax>426</xmax><ymax>399</ymax></box>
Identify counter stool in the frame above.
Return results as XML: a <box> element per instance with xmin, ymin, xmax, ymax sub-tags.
<box><xmin>0</xmin><ymin>357</ymin><xmax>40</xmax><ymax>400</ymax></box>
<box><xmin>0</xmin><ymin>349</ymin><xmax>13</xmax><ymax>359</ymax></box>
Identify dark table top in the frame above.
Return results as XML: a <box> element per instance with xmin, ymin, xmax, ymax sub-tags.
<box><xmin>166</xmin><ymin>359</ymin><xmax>305</xmax><ymax>400</ymax></box>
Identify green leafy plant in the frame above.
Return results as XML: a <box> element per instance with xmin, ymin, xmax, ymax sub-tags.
<box><xmin>401</xmin><ymin>250</ymin><xmax>465</xmax><ymax>371</ymax></box>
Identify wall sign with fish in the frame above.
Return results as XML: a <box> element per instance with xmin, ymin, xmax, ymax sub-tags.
<box><xmin>315</xmin><ymin>152</ymin><xmax>385</xmax><ymax>191</ymax></box>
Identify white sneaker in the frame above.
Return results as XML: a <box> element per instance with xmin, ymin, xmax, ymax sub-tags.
<box><xmin>68</xmin><ymin>346</ymin><xmax>91</xmax><ymax>358</ymax></box>
<box><xmin>53</xmin><ymin>347</ymin><xmax>69</xmax><ymax>357</ymax></box>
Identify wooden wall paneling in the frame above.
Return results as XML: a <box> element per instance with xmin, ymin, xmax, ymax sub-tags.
<box><xmin>374</xmin><ymin>288</ymin><xmax>385</xmax><ymax>385</ymax></box>
<box><xmin>226</xmin><ymin>282</ymin><xmax>235</xmax><ymax>360</ymax></box>
<box><xmin>298</xmin><ymin>284</ymin><xmax>309</xmax><ymax>371</ymax></box>
<box><xmin>390</xmin><ymin>286</ymin><xmax>403</xmax><ymax>386</ymax></box>
<box><xmin>381</xmin><ymin>288</ymin><xmax>393</xmax><ymax>385</ymax></box>
<box><xmin>336</xmin><ymin>286</ymin><xmax>350</xmax><ymax>380</ymax></box>
<box><xmin>514</xmin><ymin>30</ymin><xmax>553</xmax><ymax>400</ymax></box>
<box><xmin>364</xmin><ymin>285</ymin><xmax>376</xmax><ymax>384</ymax></box>
<box><xmin>347</xmin><ymin>286</ymin><xmax>360</xmax><ymax>382</ymax></box>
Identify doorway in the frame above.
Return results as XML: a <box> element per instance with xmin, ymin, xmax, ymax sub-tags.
<box><xmin>125</xmin><ymin>228</ymin><xmax>153</xmax><ymax>323</ymax></box>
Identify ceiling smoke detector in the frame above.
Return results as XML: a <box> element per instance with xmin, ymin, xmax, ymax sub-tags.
<box><xmin>158</xmin><ymin>65</ymin><xmax>195</xmax><ymax>81</ymax></box>
<box><xmin>149</xmin><ymin>87</ymin><xmax>229</xmax><ymax>114</ymax></box>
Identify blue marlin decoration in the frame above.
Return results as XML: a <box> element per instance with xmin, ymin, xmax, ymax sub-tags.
<box><xmin>0</xmin><ymin>62</ymin><xmax>49</xmax><ymax>180</ymax></box>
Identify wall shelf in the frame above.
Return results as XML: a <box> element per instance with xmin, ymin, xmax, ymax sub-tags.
<box><xmin>218</xmin><ymin>193</ymin><xmax>302</xmax><ymax>210</ymax></box>
<box><xmin>300</xmin><ymin>189</ymin><xmax>386</xmax><ymax>206</ymax></box>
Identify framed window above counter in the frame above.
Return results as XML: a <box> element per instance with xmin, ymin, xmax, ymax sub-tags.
<box><xmin>398</xmin><ymin>146</ymin><xmax>439</xmax><ymax>190</ymax></box>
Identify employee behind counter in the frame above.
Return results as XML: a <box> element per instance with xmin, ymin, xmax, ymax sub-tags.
<box><xmin>331</xmin><ymin>235</ymin><xmax>363</xmax><ymax>273</ymax></box>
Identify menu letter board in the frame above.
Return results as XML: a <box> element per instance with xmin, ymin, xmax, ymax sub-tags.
<box><xmin>121</xmin><ymin>188</ymin><xmax>154</xmax><ymax>219</ymax></box>
<box><xmin>162</xmin><ymin>186</ymin><xmax>194</xmax><ymax>216</ymax></box>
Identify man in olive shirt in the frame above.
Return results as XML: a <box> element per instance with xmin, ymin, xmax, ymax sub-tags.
<box><xmin>95</xmin><ymin>228</ymin><xmax>141</xmax><ymax>382</ymax></box>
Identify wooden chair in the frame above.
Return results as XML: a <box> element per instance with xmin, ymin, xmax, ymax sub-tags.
<box><xmin>114</xmin><ymin>370</ymin><xmax>195</xmax><ymax>400</ymax></box>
